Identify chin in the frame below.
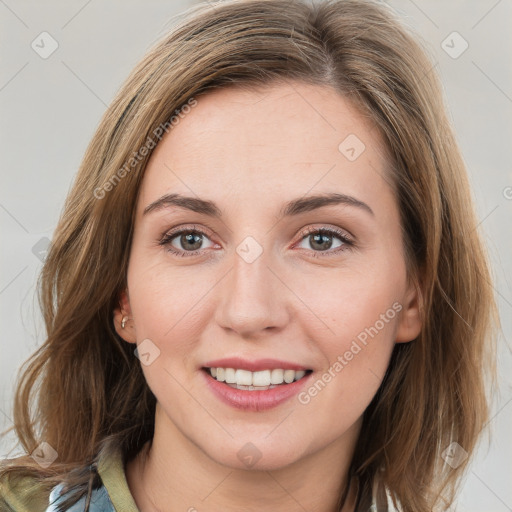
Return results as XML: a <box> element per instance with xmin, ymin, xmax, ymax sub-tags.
<box><xmin>202</xmin><ymin>435</ymin><xmax>306</xmax><ymax>472</ymax></box>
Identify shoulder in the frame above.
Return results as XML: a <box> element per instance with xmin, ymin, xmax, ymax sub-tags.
<box><xmin>0</xmin><ymin>471</ymin><xmax>51</xmax><ymax>512</ymax></box>
<box><xmin>0</xmin><ymin>473</ymin><xmax>115</xmax><ymax>512</ymax></box>
<box><xmin>45</xmin><ymin>482</ymin><xmax>115</xmax><ymax>511</ymax></box>
<box><xmin>1</xmin><ymin>445</ymin><xmax>138</xmax><ymax>512</ymax></box>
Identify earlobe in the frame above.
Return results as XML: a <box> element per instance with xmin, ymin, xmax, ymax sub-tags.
<box><xmin>113</xmin><ymin>289</ymin><xmax>137</xmax><ymax>344</ymax></box>
<box><xmin>395</xmin><ymin>280</ymin><xmax>423</xmax><ymax>344</ymax></box>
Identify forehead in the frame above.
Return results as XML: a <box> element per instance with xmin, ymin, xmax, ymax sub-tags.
<box><xmin>137</xmin><ymin>81</ymin><xmax>393</xmax><ymax>218</ymax></box>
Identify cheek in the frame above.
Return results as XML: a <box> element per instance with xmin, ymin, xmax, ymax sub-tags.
<box><xmin>126</xmin><ymin>254</ymin><xmax>218</xmax><ymax>375</ymax></box>
<box><xmin>291</xmin><ymin>264</ymin><xmax>401</xmax><ymax>417</ymax></box>
<box><xmin>125</xmin><ymin>259</ymin><xmax>219</xmax><ymax>416</ymax></box>
<box><xmin>128</xmin><ymin>248</ymin><xmax>213</xmax><ymax>327</ymax></box>
<box><xmin>291</xmin><ymin>258</ymin><xmax>402</xmax><ymax>345</ymax></box>
<box><xmin>295</xmin><ymin>307</ymin><xmax>398</xmax><ymax>443</ymax></box>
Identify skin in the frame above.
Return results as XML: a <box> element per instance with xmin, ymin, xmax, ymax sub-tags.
<box><xmin>114</xmin><ymin>81</ymin><xmax>422</xmax><ymax>512</ymax></box>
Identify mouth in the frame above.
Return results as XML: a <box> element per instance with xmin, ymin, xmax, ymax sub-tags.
<box><xmin>201</xmin><ymin>367</ymin><xmax>313</xmax><ymax>391</ymax></box>
<box><xmin>200</xmin><ymin>357</ymin><xmax>314</xmax><ymax>411</ymax></box>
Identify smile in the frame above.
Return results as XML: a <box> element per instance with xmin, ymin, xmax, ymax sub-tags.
<box><xmin>201</xmin><ymin>366</ymin><xmax>313</xmax><ymax>411</ymax></box>
<box><xmin>205</xmin><ymin>367</ymin><xmax>311</xmax><ymax>390</ymax></box>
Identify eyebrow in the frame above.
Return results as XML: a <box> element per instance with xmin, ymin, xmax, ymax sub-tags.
<box><xmin>143</xmin><ymin>192</ymin><xmax>374</xmax><ymax>218</ymax></box>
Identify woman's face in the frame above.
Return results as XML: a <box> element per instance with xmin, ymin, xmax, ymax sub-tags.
<box><xmin>116</xmin><ymin>81</ymin><xmax>421</xmax><ymax>471</ymax></box>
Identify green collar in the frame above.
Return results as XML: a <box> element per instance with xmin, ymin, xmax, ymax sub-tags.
<box><xmin>96</xmin><ymin>447</ymin><xmax>139</xmax><ymax>512</ymax></box>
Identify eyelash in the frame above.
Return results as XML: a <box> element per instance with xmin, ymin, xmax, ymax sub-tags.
<box><xmin>158</xmin><ymin>224</ymin><xmax>354</xmax><ymax>259</ymax></box>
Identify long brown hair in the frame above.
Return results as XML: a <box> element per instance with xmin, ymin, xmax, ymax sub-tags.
<box><xmin>0</xmin><ymin>0</ymin><xmax>497</xmax><ymax>510</ymax></box>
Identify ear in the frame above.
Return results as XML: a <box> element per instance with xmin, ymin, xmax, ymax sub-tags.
<box><xmin>113</xmin><ymin>289</ymin><xmax>137</xmax><ymax>344</ymax></box>
<box><xmin>395</xmin><ymin>278</ymin><xmax>423</xmax><ymax>344</ymax></box>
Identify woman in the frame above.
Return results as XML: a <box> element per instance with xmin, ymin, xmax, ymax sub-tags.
<box><xmin>0</xmin><ymin>0</ymin><xmax>497</xmax><ymax>510</ymax></box>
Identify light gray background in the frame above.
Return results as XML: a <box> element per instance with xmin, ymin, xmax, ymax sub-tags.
<box><xmin>1</xmin><ymin>1</ymin><xmax>511</xmax><ymax>510</ymax></box>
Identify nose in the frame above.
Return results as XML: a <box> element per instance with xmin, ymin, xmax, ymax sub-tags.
<box><xmin>214</xmin><ymin>246</ymin><xmax>290</xmax><ymax>339</ymax></box>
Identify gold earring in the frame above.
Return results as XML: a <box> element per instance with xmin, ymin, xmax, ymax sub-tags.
<box><xmin>121</xmin><ymin>316</ymin><xmax>129</xmax><ymax>329</ymax></box>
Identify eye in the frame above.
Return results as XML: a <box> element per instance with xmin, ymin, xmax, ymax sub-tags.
<box><xmin>295</xmin><ymin>226</ymin><xmax>354</xmax><ymax>256</ymax></box>
<box><xmin>159</xmin><ymin>225</ymin><xmax>217</xmax><ymax>257</ymax></box>
<box><xmin>159</xmin><ymin>224</ymin><xmax>354</xmax><ymax>259</ymax></box>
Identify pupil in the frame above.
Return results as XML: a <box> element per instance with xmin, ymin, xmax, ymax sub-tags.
<box><xmin>311</xmin><ymin>233</ymin><xmax>332</xmax><ymax>251</ymax></box>
<box><xmin>182</xmin><ymin>232</ymin><xmax>202</xmax><ymax>250</ymax></box>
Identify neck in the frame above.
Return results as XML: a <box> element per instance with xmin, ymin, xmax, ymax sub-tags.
<box><xmin>126</xmin><ymin>403</ymin><xmax>360</xmax><ymax>512</ymax></box>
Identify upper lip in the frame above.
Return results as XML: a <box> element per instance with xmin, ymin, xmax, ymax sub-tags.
<box><xmin>202</xmin><ymin>357</ymin><xmax>310</xmax><ymax>372</ymax></box>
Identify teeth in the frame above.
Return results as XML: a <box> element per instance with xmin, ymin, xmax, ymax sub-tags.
<box><xmin>252</xmin><ymin>370</ymin><xmax>270</xmax><ymax>387</ymax></box>
<box><xmin>284</xmin><ymin>369</ymin><xmax>295</xmax><ymax>383</ymax></box>
<box><xmin>237</xmin><ymin>369</ymin><xmax>253</xmax><ymax>386</ymax></box>
<box><xmin>270</xmin><ymin>369</ymin><xmax>284</xmax><ymax>384</ymax></box>
<box><xmin>208</xmin><ymin>367</ymin><xmax>308</xmax><ymax>387</ymax></box>
<box><xmin>295</xmin><ymin>370</ymin><xmax>306</xmax><ymax>380</ymax></box>
<box><xmin>225</xmin><ymin>368</ymin><xmax>236</xmax><ymax>383</ymax></box>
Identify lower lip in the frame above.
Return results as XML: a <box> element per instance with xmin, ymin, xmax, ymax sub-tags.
<box><xmin>202</xmin><ymin>369</ymin><xmax>313</xmax><ymax>412</ymax></box>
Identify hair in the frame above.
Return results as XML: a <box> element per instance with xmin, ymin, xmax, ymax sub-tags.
<box><xmin>0</xmin><ymin>0</ymin><xmax>498</xmax><ymax>510</ymax></box>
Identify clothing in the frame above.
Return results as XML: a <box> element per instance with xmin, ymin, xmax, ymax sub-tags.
<box><xmin>0</xmin><ymin>447</ymin><xmax>139</xmax><ymax>512</ymax></box>
<box><xmin>46</xmin><ymin>484</ymin><xmax>114</xmax><ymax>512</ymax></box>
<box><xmin>2</xmin><ymin>448</ymin><xmax>396</xmax><ymax>511</ymax></box>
